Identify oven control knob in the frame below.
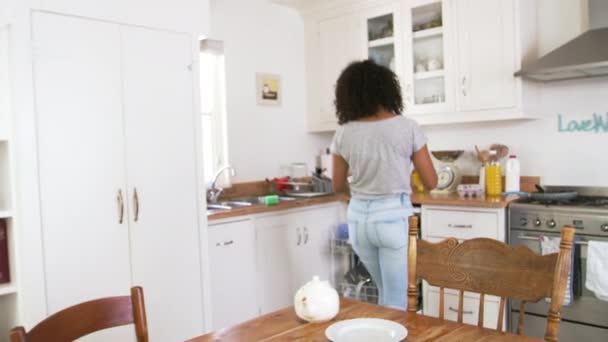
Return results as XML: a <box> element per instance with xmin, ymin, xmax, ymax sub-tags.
<box><xmin>601</xmin><ymin>224</ymin><xmax>608</xmax><ymax>232</ymax></box>
<box><xmin>520</xmin><ymin>217</ymin><xmax>528</xmax><ymax>226</ymax></box>
<box><xmin>534</xmin><ymin>218</ymin><xmax>542</xmax><ymax>227</ymax></box>
<box><xmin>547</xmin><ymin>219</ymin><xmax>557</xmax><ymax>229</ymax></box>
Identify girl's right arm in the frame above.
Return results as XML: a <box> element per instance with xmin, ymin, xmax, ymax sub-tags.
<box><xmin>412</xmin><ymin>145</ymin><xmax>438</xmax><ymax>190</ymax></box>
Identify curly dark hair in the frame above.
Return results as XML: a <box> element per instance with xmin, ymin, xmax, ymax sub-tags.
<box><xmin>334</xmin><ymin>59</ymin><xmax>403</xmax><ymax>125</ymax></box>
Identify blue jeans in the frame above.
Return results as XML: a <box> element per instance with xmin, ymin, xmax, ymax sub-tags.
<box><xmin>347</xmin><ymin>194</ymin><xmax>413</xmax><ymax>310</ymax></box>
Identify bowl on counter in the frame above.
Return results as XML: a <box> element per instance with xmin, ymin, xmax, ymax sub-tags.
<box><xmin>431</xmin><ymin>150</ymin><xmax>464</xmax><ymax>162</ymax></box>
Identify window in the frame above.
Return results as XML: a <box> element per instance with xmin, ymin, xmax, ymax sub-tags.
<box><xmin>200</xmin><ymin>39</ymin><xmax>229</xmax><ymax>184</ymax></box>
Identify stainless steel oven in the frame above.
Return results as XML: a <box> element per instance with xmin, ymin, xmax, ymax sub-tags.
<box><xmin>509</xmin><ymin>193</ymin><xmax>608</xmax><ymax>340</ymax></box>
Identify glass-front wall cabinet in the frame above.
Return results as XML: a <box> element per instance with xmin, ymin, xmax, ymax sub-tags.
<box><xmin>403</xmin><ymin>0</ymin><xmax>453</xmax><ymax>115</ymax></box>
<box><xmin>367</xmin><ymin>13</ymin><xmax>396</xmax><ymax>70</ymax></box>
<box><xmin>365</xmin><ymin>5</ymin><xmax>403</xmax><ymax>76</ymax></box>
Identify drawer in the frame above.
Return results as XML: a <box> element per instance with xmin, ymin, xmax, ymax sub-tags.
<box><xmin>425</xmin><ymin>287</ymin><xmax>502</xmax><ymax>330</ymax></box>
<box><xmin>423</xmin><ymin>208</ymin><xmax>500</xmax><ymax>240</ymax></box>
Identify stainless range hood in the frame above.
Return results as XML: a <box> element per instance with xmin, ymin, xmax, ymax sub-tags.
<box><xmin>515</xmin><ymin>0</ymin><xmax>608</xmax><ymax>82</ymax></box>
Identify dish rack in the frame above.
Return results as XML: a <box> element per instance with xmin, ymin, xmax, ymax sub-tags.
<box><xmin>330</xmin><ymin>229</ymin><xmax>379</xmax><ymax>305</ymax></box>
<box><xmin>330</xmin><ymin>221</ymin><xmax>423</xmax><ymax>310</ymax></box>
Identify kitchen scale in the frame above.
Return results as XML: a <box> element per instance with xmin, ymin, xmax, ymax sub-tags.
<box><xmin>430</xmin><ymin>150</ymin><xmax>464</xmax><ymax>194</ymax></box>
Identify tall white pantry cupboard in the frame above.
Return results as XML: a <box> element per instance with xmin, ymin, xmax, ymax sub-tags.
<box><xmin>30</xmin><ymin>12</ymin><xmax>204</xmax><ymax>341</ymax></box>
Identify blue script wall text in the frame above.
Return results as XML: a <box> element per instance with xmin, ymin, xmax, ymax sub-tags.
<box><xmin>558</xmin><ymin>113</ymin><xmax>608</xmax><ymax>133</ymax></box>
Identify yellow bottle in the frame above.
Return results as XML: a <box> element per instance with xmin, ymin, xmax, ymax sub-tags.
<box><xmin>485</xmin><ymin>163</ymin><xmax>502</xmax><ymax>196</ymax></box>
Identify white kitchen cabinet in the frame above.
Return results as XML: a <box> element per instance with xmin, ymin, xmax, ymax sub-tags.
<box><xmin>293</xmin><ymin>0</ymin><xmax>539</xmax><ymax>129</ymax></box>
<box><xmin>32</xmin><ymin>14</ymin><xmax>133</xmax><ymax>340</ymax></box>
<box><xmin>120</xmin><ymin>26</ymin><xmax>204</xmax><ymax>341</ymax></box>
<box><xmin>363</xmin><ymin>4</ymin><xmax>403</xmax><ymax>75</ymax></box>
<box><xmin>421</xmin><ymin>205</ymin><xmax>506</xmax><ymax>330</ymax></box>
<box><xmin>208</xmin><ymin>219</ymin><xmax>258</xmax><ymax>330</ymax></box>
<box><xmin>255</xmin><ymin>213</ymin><xmax>293</xmax><ymax>314</ymax></box>
<box><xmin>255</xmin><ymin>204</ymin><xmax>342</xmax><ymax>314</ymax></box>
<box><xmin>288</xmin><ymin>207</ymin><xmax>336</xmax><ymax>295</ymax></box>
<box><xmin>402</xmin><ymin>0</ymin><xmax>456</xmax><ymax>115</ymax></box>
<box><xmin>453</xmin><ymin>0</ymin><xmax>516</xmax><ymax>112</ymax></box>
<box><xmin>305</xmin><ymin>10</ymin><xmax>364</xmax><ymax>131</ymax></box>
<box><xmin>32</xmin><ymin>12</ymin><xmax>203</xmax><ymax>341</ymax></box>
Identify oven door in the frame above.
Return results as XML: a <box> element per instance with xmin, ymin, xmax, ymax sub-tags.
<box><xmin>509</xmin><ymin>229</ymin><xmax>608</xmax><ymax>328</ymax></box>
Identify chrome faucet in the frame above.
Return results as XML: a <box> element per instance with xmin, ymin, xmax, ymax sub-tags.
<box><xmin>207</xmin><ymin>165</ymin><xmax>236</xmax><ymax>203</ymax></box>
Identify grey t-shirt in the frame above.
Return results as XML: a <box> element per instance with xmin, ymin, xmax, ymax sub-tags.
<box><xmin>331</xmin><ymin>115</ymin><xmax>427</xmax><ymax>199</ymax></box>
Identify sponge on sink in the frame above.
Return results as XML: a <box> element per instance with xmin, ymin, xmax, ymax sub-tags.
<box><xmin>263</xmin><ymin>195</ymin><xmax>280</xmax><ymax>206</ymax></box>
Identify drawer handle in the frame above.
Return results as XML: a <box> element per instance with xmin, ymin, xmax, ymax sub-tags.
<box><xmin>449</xmin><ymin>306</ymin><xmax>473</xmax><ymax>315</ymax></box>
<box><xmin>448</xmin><ymin>224</ymin><xmax>473</xmax><ymax>229</ymax></box>
<box><xmin>216</xmin><ymin>240</ymin><xmax>234</xmax><ymax>246</ymax></box>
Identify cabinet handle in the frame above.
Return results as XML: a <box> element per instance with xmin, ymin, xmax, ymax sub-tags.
<box><xmin>303</xmin><ymin>226</ymin><xmax>309</xmax><ymax>244</ymax></box>
<box><xmin>133</xmin><ymin>187</ymin><xmax>140</xmax><ymax>222</ymax></box>
<box><xmin>449</xmin><ymin>306</ymin><xmax>473</xmax><ymax>315</ymax></box>
<box><xmin>296</xmin><ymin>227</ymin><xmax>302</xmax><ymax>246</ymax></box>
<box><xmin>448</xmin><ymin>224</ymin><xmax>473</xmax><ymax>229</ymax></box>
<box><xmin>461</xmin><ymin>77</ymin><xmax>467</xmax><ymax>97</ymax></box>
<box><xmin>117</xmin><ymin>189</ymin><xmax>125</xmax><ymax>224</ymax></box>
<box><xmin>216</xmin><ymin>240</ymin><xmax>234</xmax><ymax>247</ymax></box>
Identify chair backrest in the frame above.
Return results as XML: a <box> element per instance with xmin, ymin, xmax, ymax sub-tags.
<box><xmin>9</xmin><ymin>286</ymin><xmax>148</xmax><ymax>342</ymax></box>
<box><xmin>407</xmin><ymin>216</ymin><xmax>574</xmax><ymax>342</ymax></box>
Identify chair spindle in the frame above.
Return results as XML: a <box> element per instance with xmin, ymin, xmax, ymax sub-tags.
<box><xmin>439</xmin><ymin>287</ymin><xmax>445</xmax><ymax>320</ymax></box>
<box><xmin>478</xmin><ymin>293</ymin><xmax>485</xmax><ymax>327</ymax></box>
<box><xmin>497</xmin><ymin>297</ymin><xmax>506</xmax><ymax>331</ymax></box>
<box><xmin>457</xmin><ymin>289</ymin><xmax>464</xmax><ymax>323</ymax></box>
<box><xmin>517</xmin><ymin>301</ymin><xmax>527</xmax><ymax>335</ymax></box>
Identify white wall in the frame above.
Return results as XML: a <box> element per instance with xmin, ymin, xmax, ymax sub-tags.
<box><xmin>211</xmin><ymin>0</ymin><xmax>332</xmax><ymax>182</ymax></box>
<box><xmin>423</xmin><ymin>76</ymin><xmax>608</xmax><ymax>187</ymax></box>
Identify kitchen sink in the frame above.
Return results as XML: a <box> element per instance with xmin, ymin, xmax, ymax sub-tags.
<box><xmin>206</xmin><ymin>195</ymin><xmax>299</xmax><ymax>214</ymax></box>
<box><xmin>207</xmin><ymin>201</ymin><xmax>253</xmax><ymax>210</ymax></box>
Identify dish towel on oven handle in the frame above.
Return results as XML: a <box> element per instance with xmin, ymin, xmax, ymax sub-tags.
<box><xmin>539</xmin><ymin>236</ymin><xmax>574</xmax><ymax>306</ymax></box>
<box><xmin>586</xmin><ymin>240</ymin><xmax>608</xmax><ymax>302</ymax></box>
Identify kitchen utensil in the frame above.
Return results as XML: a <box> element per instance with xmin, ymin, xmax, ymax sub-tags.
<box><xmin>325</xmin><ymin>318</ymin><xmax>408</xmax><ymax>342</ymax></box>
<box><xmin>490</xmin><ymin>144</ymin><xmax>509</xmax><ymax>160</ymax></box>
<box><xmin>476</xmin><ymin>147</ymin><xmax>490</xmax><ymax>165</ymax></box>
<box><xmin>502</xmin><ymin>190</ymin><xmax>578</xmax><ymax>201</ymax></box>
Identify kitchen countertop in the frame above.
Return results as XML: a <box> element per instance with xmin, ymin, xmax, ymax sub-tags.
<box><xmin>411</xmin><ymin>192</ymin><xmax>519</xmax><ymax>209</ymax></box>
<box><xmin>207</xmin><ymin>193</ymin><xmax>350</xmax><ymax>221</ymax></box>
<box><xmin>207</xmin><ymin>192</ymin><xmax>518</xmax><ymax>221</ymax></box>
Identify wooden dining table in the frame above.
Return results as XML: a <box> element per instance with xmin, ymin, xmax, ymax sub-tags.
<box><xmin>187</xmin><ymin>298</ymin><xmax>544</xmax><ymax>341</ymax></box>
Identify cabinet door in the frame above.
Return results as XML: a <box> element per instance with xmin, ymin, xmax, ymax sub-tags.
<box><xmin>255</xmin><ymin>214</ymin><xmax>293</xmax><ymax>314</ymax></box>
<box><xmin>32</xmin><ymin>13</ymin><xmax>134</xmax><ymax>341</ymax></box>
<box><xmin>121</xmin><ymin>26</ymin><xmax>203</xmax><ymax>341</ymax></box>
<box><xmin>402</xmin><ymin>0</ymin><xmax>456</xmax><ymax>115</ymax></box>
<box><xmin>317</xmin><ymin>13</ymin><xmax>364</xmax><ymax>127</ymax></box>
<box><xmin>208</xmin><ymin>220</ymin><xmax>258</xmax><ymax>330</ymax></box>
<box><xmin>363</xmin><ymin>4</ymin><xmax>403</xmax><ymax>74</ymax></box>
<box><xmin>290</xmin><ymin>207</ymin><xmax>336</xmax><ymax>292</ymax></box>
<box><xmin>455</xmin><ymin>0</ymin><xmax>516</xmax><ymax>111</ymax></box>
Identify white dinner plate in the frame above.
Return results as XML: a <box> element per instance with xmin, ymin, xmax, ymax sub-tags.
<box><xmin>325</xmin><ymin>318</ymin><xmax>408</xmax><ymax>342</ymax></box>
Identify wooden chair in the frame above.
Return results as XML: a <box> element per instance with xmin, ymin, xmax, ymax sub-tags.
<box><xmin>407</xmin><ymin>216</ymin><xmax>575</xmax><ymax>342</ymax></box>
<box><xmin>9</xmin><ymin>286</ymin><xmax>148</xmax><ymax>342</ymax></box>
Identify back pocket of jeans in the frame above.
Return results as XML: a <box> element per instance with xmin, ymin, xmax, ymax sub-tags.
<box><xmin>375</xmin><ymin>219</ymin><xmax>408</xmax><ymax>250</ymax></box>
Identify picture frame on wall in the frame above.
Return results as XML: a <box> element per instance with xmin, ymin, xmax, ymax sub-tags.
<box><xmin>256</xmin><ymin>73</ymin><xmax>281</xmax><ymax>106</ymax></box>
